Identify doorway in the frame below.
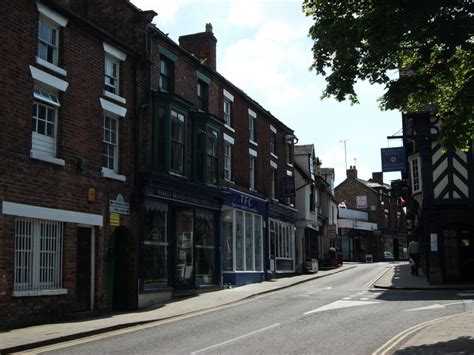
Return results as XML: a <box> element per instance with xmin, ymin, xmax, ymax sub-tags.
<box><xmin>76</xmin><ymin>227</ymin><xmax>94</xmax><ymax>311</ymax></box>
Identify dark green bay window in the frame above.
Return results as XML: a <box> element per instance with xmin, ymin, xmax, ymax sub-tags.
<box><xmin>152</xmin><ymin>92</ymin><xmax>192</xmax><ymax>175</ymax></box>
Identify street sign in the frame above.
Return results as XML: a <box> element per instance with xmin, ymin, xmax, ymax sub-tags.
<box><xmin>109</xmin><ymin>193</ymin><xmax>129</xmax><ymax>215</ymax></box>
<box><xmin>283</xmin><ymin>176</ymin><xmax>295</xmax><ymax>197</ymax></box>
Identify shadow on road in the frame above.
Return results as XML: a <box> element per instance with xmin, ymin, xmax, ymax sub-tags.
<box><xmin>394</xmin><ymin>336</ymin><xmax>474</xmax><ymax>354</ymax></box>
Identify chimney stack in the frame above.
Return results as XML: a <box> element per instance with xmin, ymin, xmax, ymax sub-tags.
<box><xmin>179</xmin><ymin>23</ymin><xmax>217</xmax><ymax>71</ymax></box>
<box><xmin>371</xmin><ymin>172</ymin><xmax>383</xmax><ymax>184</ymax></box>
<box><xmin>346</xmin><ymin>165</ymin><xmax>358</xmax><ymax>179</ymax></box>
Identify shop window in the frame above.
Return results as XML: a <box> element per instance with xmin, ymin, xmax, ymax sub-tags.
<box><xmin>195</xmin><ymin>209</ymin><xmax>216</xmax><ymax>286</ymax></box>
<box><xmin>269</xmin><ymin>219</ymin><xmax>294</xmax><ymax>272</ymax></box>
<box><xmin>223</xmin><ymin>208</ymin><xmax>263</xmax><ymax>272</ymax></box>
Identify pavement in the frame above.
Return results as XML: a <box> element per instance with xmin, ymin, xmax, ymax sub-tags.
<box><xmin>1</xmin><ymin>262</ymin><xmax>473</xmax><ymax>354</ymax></box>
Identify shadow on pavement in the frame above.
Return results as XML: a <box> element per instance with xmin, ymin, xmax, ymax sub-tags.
<box><xmin>394</xmin><ymin>336</ymin><xmax>474</xmax><ymax>354</ymax></box>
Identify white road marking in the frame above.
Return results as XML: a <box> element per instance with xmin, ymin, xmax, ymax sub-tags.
<box><xmin>372</xmin><ymin>314</ymin><xmax>458</xmax><ymax>355</ymax></box>
<box><xmin>458</xmin><ymin>293</ymin><xmax>474</xmax><ymax>297</ymax></box>
<box><xmin>342</xmin><ymin>297</ymin><xmax>352</xmax><ymax>300</ymax></box>
<box><xmin>360</xmin><ymin>298</ymin><xmax>369</xmax><ymax>301</ymax></box>
<box><xmin>405</xmin><ymin>300</ymin><xmax>472</xmax><ymax>312</ymax></box>
<box><xmin>304</xmin><ymin>300</ymin><xmax>379</xmax><ymax>315</ymax></box>
<box><xmin>191</xmin><ymin>323</ymin><xmax>281</xmax><ymax>354</ymax></box>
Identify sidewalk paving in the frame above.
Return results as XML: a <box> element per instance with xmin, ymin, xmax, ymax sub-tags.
<box><xmin>1</xmin><ymin>262</ymin><xmax>473</xmax><ymax>354</ymax></box>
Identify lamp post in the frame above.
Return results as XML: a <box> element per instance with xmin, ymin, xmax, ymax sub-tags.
<box><xmin>340</xmin><ymin>139</ymin><xmax>349</xmax><ymax>170</ymax></box>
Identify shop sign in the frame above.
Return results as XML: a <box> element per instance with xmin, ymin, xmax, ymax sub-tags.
<box><xmin>283</xmin><ymin>176</ymin><xmax>295</xmax><ymax>197</ymax></box>
<box><xmin>146</xmin><ymin>186</ymin><xmax>221</xmax><ymax>210</ymax></box>
<box><xmin>109</xmin><ymin>194</ymin><xmax>129</xmax><ymax>215</ymax></box>
<box><xmin>268</xmin><ymin>201</ymin><xmax>297</xmax><ymax>222</ymax></box>
<box><xmin>381</xmin><ymin>147</ymin><xmax>406</xmax><ymax>172</ymax></box>
<box><xmin>109</xmin><ymin>212</ymin><xmax>120</xmax><ymax>226</ymax></box>
<box><xmin>223</xmin><ymin>188</ymin><xmax>266</xmax><ymax>215</ymax></box>
<box><xmin>356</xmin><ymin>195</ymin><xmax>367</xmax><ymax>209</ymax></box>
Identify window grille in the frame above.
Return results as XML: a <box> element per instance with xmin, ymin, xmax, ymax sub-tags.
<box><xmin>14</xmin><ymin>218</ymin><xmax>63</xmax><ymax>292</ymax></box>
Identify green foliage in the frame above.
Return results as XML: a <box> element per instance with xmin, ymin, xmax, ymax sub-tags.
<box><xmin>303</xmin><ymin>0</ymin><xmax>473</xmax><ymax>150</ymax></box>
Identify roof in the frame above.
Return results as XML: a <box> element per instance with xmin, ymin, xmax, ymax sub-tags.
<box><xmin>294</xmin><ymin>161</ymin><xmax>312</xmax><ymax>181</ymax></box>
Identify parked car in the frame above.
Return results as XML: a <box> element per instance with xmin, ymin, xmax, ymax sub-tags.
<box><xmin>384</xmin><ymin>251</ymin><xmax>395</xmax><ymax>261</ymax></box>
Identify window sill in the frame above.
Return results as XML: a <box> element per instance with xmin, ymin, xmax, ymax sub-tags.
<box><xmin>13</xmin><ymin>288</ymin><xmax>68</xmax><ymax>297</ymax></box>
<box><xmin>224</xmin><ymin>124</ymin><xmax>235</xmax><ymax>133</ymax></box>
<box><xmin>102</xmin><ymin>168</ymin><xmax>126</xmax><ymax>182</ymax></box>
<box><xmin>224</xmin><ymin>178</ymin><xmax>235</xmax><ymax>184</ymax></box>
<box><xmin>249</xmin><ymin>139</ymin><xmax>258</xmax><ymax>147</ymax></box>
<box><xmin>271</xmin><ymin>152</ymin><xmax>278</xmax><ymax>160</ymax></box>
<box><xmin>287</xmin><ymin>163</ymin><xmax>293</xmax><ymax>168</ymax></box>
<box><xmin>249</xmin><ymin>188</ymin><xmax>258</xmax><ymax>193</ymax></box>
<box><xmin>103</xmin><ymin>90</ymin><xmax>127</xmax><ymax>104</ymax></box>
<box><xmin>30</xmin><ymin>150</ymin><xmax>65</xmax><ymax>166</ymax></box>
<box><xmin>35</xmin><ymin>57</ymin><xmax>67</xmax><ymax>76</ymax></box>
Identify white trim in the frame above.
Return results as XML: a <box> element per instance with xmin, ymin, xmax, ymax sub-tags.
<box><xmin>103</xmin><ymin>42</ymin><xmax>127</xmax><ymax>61</ymax></box>
<box><xmin>271</xmin><ymin>152</ymin><xmax>278</xmax><ymax>160</ymax></box>
<box><xmin>102</xmin><ymin>167</ymin><xmax>127</xmax><ymax>182</ymax></box>
<box><xmin>249</xmin><ymin>148</ymin><xmax>258</xmax><ymax>157</ymax></box>
<box><xmin>223</xmin><ymin>133</ymin><xmax>235</xmax><ymax>145</ymax></box>
<box><xmin>249</xmin><ymin>139</ymin><xmax>258</xmax><ymax>147</ymax></box>
<box><xmin>30</xmin><ymin>150</ymin><xmax>65</xmax><ymax>166</ymax></box>
<box><xmin>35</xmin><ymin>57</ymin><xmax>67</xmax><ymax>76</ymax></box>
<box><xmin>37</xmin><ymin>2</ymin><xmax>69</xmax><ymax>27</ymax></box>
<box><xmin>270</xmin><ymin>160</ymin><xmax>278</xmax><ymax>169</ymax></box>
<box><xmin>223</xmin><ymin>89</ymin><xmax>234</xmax><ymax>102</ymax></box>
<box><xmin>224</xmin><ymin>124</ymin><xmax>235</xmax><ymax>133</ymax></box>
<box><xmin>270</xmin><ymin>125</ymin><xmax>277</xmax><ymax>134</ymax></box>
<box><xmin>100</xmin><ymin>98</ymin><xmax>127</xmax><ymax>117</ymax></box>
<box><xmin>30</xmin><ymin>65</ymin><xmax>69</xmax><ymax>92</ymax></box>
<box><xmin>13</xmin><ymin>289</ymin><xmax>68</xmax><ymax>297</ymax></box>
<box><xmin>248</xmin><ymin>108</ymin><xmax>257</xmax><ymax>118</ymax></box>
<box><xmin>2</xmin><ymin>201</ymin><xmax>103</xmax><ymax>226</ymax></box>
<box><xmin>286</xmin><ymin>170</ymin><xmax>293</xmax><ymax>177</ymax></box>
<box><xmin>103</xmin><ymin>90</ymin><xmax>126</xmax><ymax>104</ymax></box>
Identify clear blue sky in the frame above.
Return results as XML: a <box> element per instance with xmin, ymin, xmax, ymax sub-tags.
<box><xmin>133</xmin><ymin>0</ymin><xmax>402</xmax><ymax>186</ymax></box>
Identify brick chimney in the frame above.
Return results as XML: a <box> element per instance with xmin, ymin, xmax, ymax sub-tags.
<box><xmin>371</xmin><ymin>172</ymin><xmax>383</xmax><ymax>184</ymax></box>
<box><xmin>179</xmin><ymin>23</ymin><xmax>217</xmax><ymax>71</ymax></box>
<box><xmin>346</xmin><ymin>165</ymin><xmax>358</xmax><ymax>179</ymax></box>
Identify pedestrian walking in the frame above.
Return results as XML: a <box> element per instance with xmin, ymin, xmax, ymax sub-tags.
<box><xmin>408</xmin><ymin>240</ymin><xmax>419</xmax><ymax>276</ymax></box>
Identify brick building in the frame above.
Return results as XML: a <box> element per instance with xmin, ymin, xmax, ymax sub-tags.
<box><xmin>0</xmin><ymin>0</ymin><xmax>300</xmax><ymax>327</ymax></box>
<box><xmin>335</xmin><ymin>167</ymin><xmax>407</xmax><ymax>261</ymax></box>
<box><xmin>0</xmin><ymin>0</ymin><xmax>142</xmax><ymax>329</ymax></box>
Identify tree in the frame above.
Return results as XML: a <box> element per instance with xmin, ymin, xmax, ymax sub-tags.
<box><xmin>303</xmin><ymin>0</ymin><xmax>473</xmax><ymax>151</ymax></box>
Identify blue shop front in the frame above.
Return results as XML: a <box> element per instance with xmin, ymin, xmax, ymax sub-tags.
<box><xmin>222</xmin><ymin>188</ymin><xmax>267</xmax><ymax>286</ymax></box>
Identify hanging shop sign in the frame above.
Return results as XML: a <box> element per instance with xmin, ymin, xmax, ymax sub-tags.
<box><xmin>381</xmin><ymin>147</ymin><xmax>406</xmax><ymax>172</ymax></box>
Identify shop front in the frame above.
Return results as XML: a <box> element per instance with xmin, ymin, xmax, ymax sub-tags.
<box><xmin>139</xmin><ymin>179</ymin><xmax>223</xmax><ymax>307</ymax></box>
<box><xmin>267</xmin><ymin>201</ymin><xmax>297</xmax><ymax>277</ymax></box>
<box><xmin>222</xmin><ymin>188</ymin><xmax>267</xmax><ymax>286</ymax></box>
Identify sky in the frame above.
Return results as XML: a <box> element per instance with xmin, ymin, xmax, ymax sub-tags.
<box><xmin>132</xmin><ymin>0</ymin><xmax>403</xmax><ymax>186</ymax></box>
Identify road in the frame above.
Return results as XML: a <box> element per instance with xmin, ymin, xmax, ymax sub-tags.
<box><xmin>34</xmin><ymin>263</ymin><xmax>473</xmax><ymax>354</ymax></box>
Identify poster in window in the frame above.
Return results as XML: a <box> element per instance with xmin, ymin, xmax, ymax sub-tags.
<box><xmin>356</xmin><ymin>195</ymin><xmax>367</xmax><ymax>209</ymax></box>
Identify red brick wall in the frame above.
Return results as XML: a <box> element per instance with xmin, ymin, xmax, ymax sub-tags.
<box><xmin>0</xmin><ymin>0</ymin><xmax>137</xmax><ymax>329</ymax></box>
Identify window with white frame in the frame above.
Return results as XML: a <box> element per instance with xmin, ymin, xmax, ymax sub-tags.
<box><xmin>36</xmin><ymin>3</ymin><xmax>68</xmax><ymax>72</ymax></box>
<box><xmin>270</xmin><ymin>131</ymin><xmax>276</xmax><ymax>155</ymax></box>
<box><xmin>32</xmin><ymin>86</ymin><xmax>60</xmax><ymax>157</ymax></box>
<box><xmin>37</xmin><ymin>18</ymin><xmax>59</xmax><ymax>66</ymax></box>
<box><xmin>269</xmin><ymin>219</ymin><xmax>294</xmax><ymax>272</ymax></box>
<box><xmin>224</xmin><ymin>141</ymin><xmax>232</xmax><ymax>181</ymax></box>
<box><xmin>102</xmin><ymin>113</ymin><xmax>119</xmax><ymax>172</ymax></box>
<box><xmin>103</xmin><ymin>43</ymin><xmax>126</xmax><ymax>100</ymax></box>
<box><xmin>409</xmin><ymin>154</ymin><xmax>422</xmax><ymax>194</ymax></box>
<box><xmin>224</xmin><ymin>98</ymin><xmax>232</xmax><ymax>126</ymax></box>
<box><xmin>249</xmin><ymin>156</ymin><xmax>256</xmax><ymax>190</ymax></box>
<box><xmin>249</xmin><ymin>114</ymin><xmax>256</xmax><ymax>141</ymax></box>
<box><xmin>14</xmin><ymin>217</ymin><xmax>64</xmax><ymax>294</ymax></box>
<box><xmin>223</xmin><ymin>208</ymin><xmax>263</xmax><ymax>272</ymax></box>
<box><xmin>104</xmin><ymin>55</ymin><xmax>119</xmax><ymax>95</ymax></box>
<box><xmin>286</xmin><ymin>142</ymin><xmax>292</xmax><ymax>165</ymax></box>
